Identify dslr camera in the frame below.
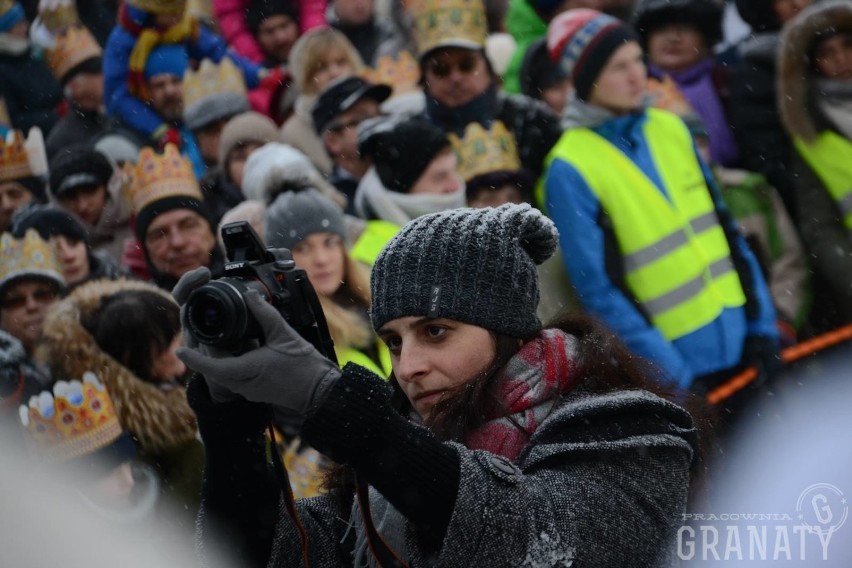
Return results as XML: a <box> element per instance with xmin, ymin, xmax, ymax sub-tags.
<box><xmin>183</xmin><ymin>221</ymin><xmax>336</xmax><ymax>359</ymax></box>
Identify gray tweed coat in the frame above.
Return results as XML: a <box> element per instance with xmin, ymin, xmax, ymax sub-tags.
<box><xmin>259</xmin><ymin>389</ymin><xmax>696</xmax><ymax>568</ymax></box>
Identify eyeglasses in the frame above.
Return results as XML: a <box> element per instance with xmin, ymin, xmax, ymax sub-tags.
<box><xmin>1</xmin><ymin>286</ymin><xmax>58</xmax><ymax>310</ymax></box>
<box><xmin>327</xmin><ymin>112</ymin><xmax>383</xmax><ymax>135</ymax></box>
<box><xmin>425</xmin><ymin>54</ymin><xmax>480</xmax><ymax>78</ymax></box>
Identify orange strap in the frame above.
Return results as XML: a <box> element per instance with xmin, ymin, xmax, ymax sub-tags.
<box><xmin>706</xmin><ymin>324</ymin><xmax>852</xmax><ymax>405</ymax></box>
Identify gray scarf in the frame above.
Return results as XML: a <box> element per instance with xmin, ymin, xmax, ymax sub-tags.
<box><xmin>354</xmin><ymin>167</ymin><xmax>467</xmax><ymax>226</ymax></box>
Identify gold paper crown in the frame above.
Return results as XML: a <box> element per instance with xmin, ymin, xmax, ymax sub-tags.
<box><xmin>46</xmin><ymin>24</ymin><xmax>102</xmax><ymax>82</ymax></box>
<box><xmin>0</xmin><ymin>97</ymin><xmax>10</xmax><ymax>127</ymax></box>
<box><xmin>125</xmin><ymin>0</ymin><xmax>187</xmax><ymax>15</ymax></box>
<box><xmin>0</xmin><ymin>129</ymin><xmax>47</xmax><ymax>182</ymax></box>
<box><xmin>124</xmin><ymin>144</ymin><xmax>203</xmax><ymax>215</ymax></box>
<box><xmin>184</xmin><ymin>58</ymin><xmax>247</xmax><ymax>108</ymax></box>
<box><xmin>187</xmin><ymin>0</ymin><xmax>213</xmax><ymax>22</ymax></box>
<box><xmin>19</xmin><ymin>372</ymin><xmax>124</xmax><ymax>463</ymax></box>
<box><xmin>362</xmin><ymin>51</ymin><xmax>421</xmax><ymax>98</ymax></box>
<box><xmin>0</xmin><ymin>229</ymin><xmax>64</xmax><ymax>293</ymax></box>
<box><xmin>409</xmin><ymin>0</ymin><xmax>488</xmax><ymax>59</ymax></box>
<box><xmin>449</xmin><ymin>121</ymin><xmax>521</xmax><ymax>182</ymax></box>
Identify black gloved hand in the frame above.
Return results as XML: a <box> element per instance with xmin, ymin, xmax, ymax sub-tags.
<box><xmin>742</xmin><ymin>334</ymin><xmax>782</xmax><ymax>387</ymax></box>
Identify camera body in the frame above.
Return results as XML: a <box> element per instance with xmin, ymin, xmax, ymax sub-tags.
<box><xmin>184</xmin><ymin>222</ymin><xmax>336</xmax><ymax>360</ymax></box>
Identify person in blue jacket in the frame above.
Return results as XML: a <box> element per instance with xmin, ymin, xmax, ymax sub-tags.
<box><xmin>540</xmin><ymin>9</ymin><xmax>780</xmax><ymax>396</ymax></box>
<box><xmin>103</xmin><ymin>0</ymin><xmax>280</xmax><ymax>165</ymax></box>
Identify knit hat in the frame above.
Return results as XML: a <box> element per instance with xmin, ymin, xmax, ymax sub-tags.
<box><xmin>735</xmin><ymin>0</ymin><xmax>780</xmax><ymax>33</ymax></box>
<box><xmin>217</xmin><ymin>111</ymin><xmax>281</xmax><ymax>170</ymax></box>
<box><xmin>0</xmin><ymin>2</ymin><xmax>24</xmax><ymax>34</ymax></box>
<box><xmin>183</xmin><ymin>58</ymin><xmax>250</xmax><ymax>132</ymax></box>
<box><xmin>370</xmin><ymin>203</ymin><xmax>558</xmax><ymax>338</ymax></box>
<box><xmin>519</xmin><ymin>37</ymin><xmax>569</xmax><ymax>100</ymax></box>
<box><xmin>0</xmin><ymin>228</ymin><xmax>65</xmax><ymax>300</ymax></box>
<box><xmin>48</xmin><ymin>146</ymin><xmax>113</xmax><ymax>200</ymax></box>
<box><xmin>547</xmin><ymin>9</ymin><xmax>640</xmax><ymax>101</ymax></box>
<box><xmin>144</xmin><ymin>44</ymin><xmax>189</xmax><ymax>81</ymax></box>
<box><xmin>358</xmin><ymin>115</ymin><xmax>450</xmax><ymax>194</ymax></box>
<box><xmin>265</xmin><ymin>188</ymin><xmax>347</xmax><ymax>250</ymax></box>
<box><xmin>245</xmin><ymin>0</ymin><xmax>300</xmax><ymax>35</ymax></box>
<box><xmin>632</xmin><ymin>0</ymin><xmax>723</xmax><ymax>48</ymax></box>
<box><xmin>311</xmin><ymin>75</ymin><xmax>392</xmax><ymax>136</ymax></box>
<box><xmin>11</xmin><ymin>204</ymin><xmax>89</xmax><ymax>246</ymax></box>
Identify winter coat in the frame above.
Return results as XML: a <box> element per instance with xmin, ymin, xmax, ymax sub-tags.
<box><xmin>776</xmin><ymin>0</ymin><xmax>852</xmax><ymax>324</ymax></box>
<box><xmin>213</xmin><ymin>0</ymin><xmax>327</xmax><ymax>65</ymax></box>
<box><xmin>714</xmin><ymin>166</ymin><xmax>810</xmax><ymax>330</ymax></box>
<box><xmin>279</xmin><ymin>95</ymin><xmax>332</xmax><ymax>176</ymax></box>
<box><xmin>45</xmin><ymin>106</ymin><xmax>108</xmax><ymax>161</ymax></box>
<box><xmin>36</xmin><ymin>278</ymin><xmax>203</xmax><ymax>508</ymax></box>
<box><xmin>421</xmin><ymin>88</ymin><xmax>563</xmax><ymax>177</ymax></box>
<box><xmin>502</xmin><ymin>0</ymin><xmax>547</xmax><ymax>95</ymax></box>
<box><xmin>542</xmin><ymin>102</ymin><xmax>778</xmax><ymax>390</ymax></box>
<box><xmin>193</xmin><ymin>358</ymin><xmax>697</xmax><ymax>568</ymax></box>
<box><xmin>0</xmin><ymin>41</ymin><xmax>63</xmax><ymax>136</ymax></box>
<box><xmin>727</xmin><ymin>32</ymin><xmax>796</xmax><ymax>214</ymax></box>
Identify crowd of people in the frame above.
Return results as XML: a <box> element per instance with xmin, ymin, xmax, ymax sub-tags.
<box><xmin>0</xmin><ymin>0</ymin><xmax>850</xmax><ymax>565</ymax></box>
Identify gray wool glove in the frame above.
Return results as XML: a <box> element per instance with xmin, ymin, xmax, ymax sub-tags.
<box><xmin>176</xmin><ymin>287</ymin><xmax>342</xmax><ymax>417</ymax></box>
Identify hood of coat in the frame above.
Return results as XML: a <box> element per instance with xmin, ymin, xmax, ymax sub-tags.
<box><xmin>35</xmin><ymin>278</ymin><xmax>197</xmax><ymax>454</ymax></box>
<box><xmin>778</xmin><ymin>1</ymin><xmax>852</xmax><ymax>142</ymax></box>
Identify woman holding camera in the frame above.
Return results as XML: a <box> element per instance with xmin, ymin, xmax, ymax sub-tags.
<box><xmin>176</xmin><ymin>204</ymin><xmax>699</xmax><ymax>568</ymax></box>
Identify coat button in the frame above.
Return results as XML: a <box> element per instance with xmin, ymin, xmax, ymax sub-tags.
<box><xmin>490</xmin><ymin>455</ymin><xmax>520</xmax><ymax>476</ymax></box>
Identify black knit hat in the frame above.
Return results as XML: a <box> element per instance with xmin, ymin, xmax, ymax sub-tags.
<box><xmin>11</xmin><ymin>204</ymin><xmax>89</xmax><ymax>245</ymax></box>
<box><xmin>632</xmin><ymin>0</ymin><xmax>724</xmax><ymax>47</ymax></box>
<box><xmin>245</xmin><ymin>0</ymin><xmax>300</xmax><ymax>35</ymax></box>
<box><xmin>520</xmin><ymin>37</ymin><xmax>569</xmax><ymax>100</ymax></box>
<box><xmin>48</xmin><ymin>146</ymin><xmax>113</xmax><ymax>200</ymax></box>
<box><xmin>370</xmin><ymin>203</ymin><xmax>559</xmax><ymax>338</ymax></box>
<box><xmin>735</xmin><ymin>0</ymin><xmax>781</xmax><ymax>33</ymax></box>
<box><xmin>358</xmin><ymin>116</ymin><xmax>450</xmax><ymax>193</ymax></box>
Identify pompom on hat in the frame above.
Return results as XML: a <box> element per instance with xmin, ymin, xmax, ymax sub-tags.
<box><xmin>265</xmin><ymin>188</ymin><xmax>347</xmax><ymax>251</ymax></box>
<box><xmin>370</xmin><ymin>203</ymin><xmax>559</xmax><ymax>338</ymax></box>
<box><xmin>547</xmin><ymin>8</ymin><xmax>640</xmax><ymax>101</ymax></box>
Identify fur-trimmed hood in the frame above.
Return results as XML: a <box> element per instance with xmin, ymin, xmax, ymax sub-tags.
<box><xmin>35</xmin><ymin>278</ymin><xmax>198</xmax><ymax>454</ymax></box>
<box><xmin>778</xmin><ymin>0</ymin><xmax>852</xmax><ymax>142</ymax></box>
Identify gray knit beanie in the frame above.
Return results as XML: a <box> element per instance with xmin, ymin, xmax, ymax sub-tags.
<box><xmin>217</xmin><ymin>111</ymin><xmax>281</xmax><ymax>170</ymax></box>
<box><xmin>265</xmin><ymin>189</ymin><xmax>347</xmax><ymax>250</ymax></box>
<box><xmin>370</xmin><ymin>203</ymin><xmax>559</xmax><ymax>338</ymax></box>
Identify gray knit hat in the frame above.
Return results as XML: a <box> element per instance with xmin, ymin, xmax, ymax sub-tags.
<box><xmin>370</xmin><ymin>203</ymin><xmax>559</xmax><ymax>338</ymax></box>
<box><xmin>184</xmin><ymin>92</ymin><xmax>250</xmax><ymax>132</ymax></box>
<box><xmin>265</xmin><ymin>189</ymin><xmax>347</xmax><ymax>250</ymax></box>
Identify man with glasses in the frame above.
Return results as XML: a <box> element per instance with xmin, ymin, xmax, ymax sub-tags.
<box><xmin>312</xmin><ymin>76</ymin><xmax>392</xmax><ymax>215</ymax></box>
<box><xmin>412</xmin><ymin>0</ymin><xmax>562</xmax><ymax>177</ymax></box>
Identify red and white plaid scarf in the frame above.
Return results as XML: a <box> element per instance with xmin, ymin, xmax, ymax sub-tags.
<box><xmin>466</xmin><ymin>329</ymin><xmax>581</xmax><ymax>461</ymax></box>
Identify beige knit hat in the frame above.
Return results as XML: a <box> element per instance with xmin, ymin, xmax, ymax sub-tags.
<box><xmin>217</xmin><ymin>111</ymin><xmax>281</xmax><ymax>171</ymax></box>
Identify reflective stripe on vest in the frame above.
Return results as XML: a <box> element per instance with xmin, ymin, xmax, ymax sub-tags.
<box><xmin>794</xmin><ymin>132</ymin><xmax>852</xmax><ymax>233</ymax></box>
<box><xmin>350</xmin><ymin>220</ymin><xmax>401</xmax><ymax>267</ymax></box>
<box><xmin>543</xmin><ymin>108</ymin><xmax>746</xmax><ymax>340</ymax></box>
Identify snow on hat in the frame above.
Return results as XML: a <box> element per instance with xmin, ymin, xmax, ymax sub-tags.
<box><xmin>265</xmin><ymin>188</ymin><xmax>347</xmax><ymax>251</ymax></box>
<box><xmin>547</xmin><ymin>8</ymin><xmax>639</xmax><ymax>101</ymax></box>
<box><xmin>370</xmin><ymin>203</ymin><xmax>559</xmax><ymax>338</ymax></box>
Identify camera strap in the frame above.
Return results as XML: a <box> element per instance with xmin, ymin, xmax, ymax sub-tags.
<box><xmin>355</xmin><ymin>476</ymin><xmax>411</xmax><ymax>568</ymax></box>
<box><xmin>268</xmin><ymin>423</ymin><xmax>312</xmax><ymax>568</ymax></box>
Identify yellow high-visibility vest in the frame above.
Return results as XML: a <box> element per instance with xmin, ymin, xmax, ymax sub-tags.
<box><xmin>350</xmin><ymin>220</ymin><xmax>401</xmax><ymax>267</ymax></box>
<box><xmin>794</xmin><ymin>131</ymin><xmax>852</xmax><ymax>232</ymax></box>
<box><xmin>336</xmin><ymin>341</ymin><xmax>392</xmax><ymax>378</ymax></box>
<box><xmin>544</xmin><ymin>108</ymin><xmax>746</xmax><ymax>340</ymax></box>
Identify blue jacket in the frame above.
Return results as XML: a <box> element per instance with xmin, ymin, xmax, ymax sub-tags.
<box><xmin>103</xmin><ymin>9</ymin><xmax>262</xmax><ymax>146</ymax></box>
<box><xmin>543</xmin><ymin>110</ymin><xmax>778</xmax><ymax>390</ymax></box>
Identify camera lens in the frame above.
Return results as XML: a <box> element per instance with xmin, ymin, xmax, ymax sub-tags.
<box><xmin>185</xmin><ymin>279</ymin><xmax>255</xmax><ymax>346</ymax></box>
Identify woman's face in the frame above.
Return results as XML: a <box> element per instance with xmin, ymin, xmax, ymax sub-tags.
<box><xmin>149</xmin><ymin>334</ymin><xmax>186</xmax><ymax>383</ymax></box>
<box><xmin>226</xmin><ymin>142</ymin><xmax>265</xmax><ymax>188</ymax></box>
<box><xmin>378</xmin><ymin>317</ymin><xmax>496</xmax><ymax>419</ymax></box>
<box><xmin>290</xmin><ymin>232</ymin><xmax>346</xmax><ymax>298</ymax></box>
<box><xmin>53</xmin><ymin>235</ymin><xmax>89</xmax><ymax>285</ymax></box>
<box><xmin>58</xmin><ymin>185</ymin><xmax>108</xmax><ymax>227</ymax></box>
<box><xmin>310</xmin><ymin>49</ymin><xmax>357</xmax><ymax>93</ymax></box>
<box><xmin>647</xmin><ymin>23</ymin><xmax>708</xmax><ymax>73</ymax></box>
<box><xmin>409</xmin><ymin>152</ymin><xmax>464</xmax><ymax>195</ymax></box>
